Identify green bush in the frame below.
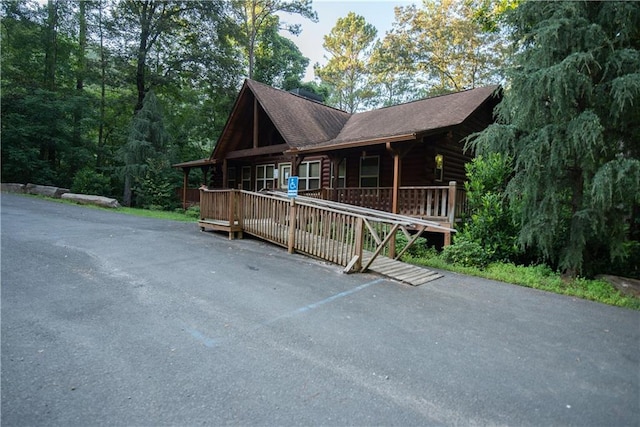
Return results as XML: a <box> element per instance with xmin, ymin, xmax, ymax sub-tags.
<box><xmin>441</xmin><ymin>235</ymin><xmax>490</xmax><ymax>268</ymax></box>
<box><xmin>184</xmin><ymin>205</ymin><xmax>200</xmax><ymax>219</ymax></box>
<box><xmin>395</xmin><ymin>232</ymin><xmax>435</xmax><ymax>258</ymax></box>
<box><xmin>461</xmin><ymin>154</ymin><xmax>523</xmax><ymax>263</ymax></box>
<box><xmin>71</xmin><ymin>167</ymin><xmax>112</xmax><ymax>196</ymax></box>
<box><xmin>133</xmin><ymin>158</ymin><xmax>179</xmax><ymax>210</ymax></box>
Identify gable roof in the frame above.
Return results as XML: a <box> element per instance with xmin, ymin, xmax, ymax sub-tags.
<box><xmin>295</xmin><ymin>85</ymin><xmax>500</xmax><ymax>153</ymax></box>
<box><xmin>211</xmin><ymin>79</ymin><xmax>499</xmax><ymax>160</ymax></box>
<box><xmin>247</xmin><ymin>80</ymin><xmax>351</xmax><ymax>148</ymax></box>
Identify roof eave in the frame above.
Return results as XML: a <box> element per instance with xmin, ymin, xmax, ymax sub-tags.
<box><xmin>287</xmin><ymin>133</ymin><xmax>417</xmax><ymax>155</ymax></box>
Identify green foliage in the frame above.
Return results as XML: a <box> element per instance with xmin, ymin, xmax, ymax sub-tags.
<box><xmin>441</xmin><ymin>235</ymin><xmax>490</xmax><ymax>268</ymax></box>
<box><xmin>253</xmin><ymin>16</ymin><xmax>309</xmax><ymax>88</ymax></box>
<box><xmin>183</xmin><ymin>205</ymin><xmax>201</xmax><ymax>219</ymax></box>
<box><xmin>71</xmin><ymin>167</ymin><xmax>112</xmax><ymax>197</ymax></box>
<box><xmin>395</xmin><ymin>232</ymin><xmax>436</xmax><ymax>259</ymax></box>
<box><xmin>315</xmin><ymin>12</ymin><xmax>378</xmax><ymax>112</ymax></box>
<box><xmin>229</xmin><ymin>0</ymin><xmax>317</xmax><ymax>79</ymax></box>
<box><xmin>460</xmin><ymin>154</ymin><xmax>522</xmax><ymax>263</ymax></box>
<box><xmin>468</xmin><ymin>1</ymin><xmax>640</xmax><ymax>276</ymax></box>
<box><xmin>133</xmin><ymin>158</ymin><xmax>179</xmax><ymax>210</ymax></box>
<box><xmin>120</xmin><ymin>90</ymin><xmax>171</xmax><ymax>206</ymax></box>
<box><xmin>388</xmin><ymin>0</ymin><xmax>507</xmax><ymax>96</ymax></box>
<box><xmin>403</xmin><ymin>253</ymin><xmax>640</xmax><ymax>310</ymax></box>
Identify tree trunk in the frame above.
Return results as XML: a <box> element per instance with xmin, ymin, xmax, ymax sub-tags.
<box><xmin>97</xmin><ymin>0</ymin><xmax>106</xmax><ymax>168</ymax></box>
<box><xmin>44</xmin><ymin>0</ymin><xmax>57</xmax><ymax>91</ymax></box>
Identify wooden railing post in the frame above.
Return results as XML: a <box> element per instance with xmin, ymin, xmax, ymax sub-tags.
<box><xmin>228</xmin><ymin>190</ymin><xmax>235</xmax><ymax>224</ymax></box>
<box><xmin>237</xmin><ymin>190</ymin><xmax>244</xmax><ymax>230</ymax></box>
<box><xmin>354</xmin><ymin>217</ymin><xmax>363</xmax><ymax>271</ymax></box>
<box><xmin>288</xmin><ymin>198</ymin><xmax>297</xmax><ymax>254</ymax></box>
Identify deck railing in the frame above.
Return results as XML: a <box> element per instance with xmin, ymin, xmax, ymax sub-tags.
<box><xmin>199</xmin><ymin>188</ymin><xmax>242</xmax><ymax>224</ymax></box>
<box><xmin>324</xmin><ymin>182</ymin><xmax>465</xmax><ymax>223</ymax></box>
<box><xmin>199</xmin><ymin>189</ymin><xmax>455</xmax><ymax>273</ymax></box>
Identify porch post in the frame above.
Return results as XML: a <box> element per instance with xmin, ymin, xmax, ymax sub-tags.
<box><xmin>447</xmin><ymin>181</ymin><xmax>457</xmax><ymax>225</ymax></box>
<box><xmin>181</xmin><ymin>167</ymin><xmax>190</xmax><ymax>210</ymax></box>
<box><xmin>222</xmin><ymin>159</ymin><xmax>228</xmax><ymax>188</ymax></box>
<box><xmin>288</xmin><ymin>198</ymin><xmax>297</xmax><ymax>254</ymax></box>
<box><xmin>291</xmin><ymin>155</ymin><xmax>303</xmax><ymax>176</ymax></box>
<box><xmin>201</xmin><ymin>165</ymin><xmax>210</xmax><ymax>187</ymax></box>
<box><xmin>387</xmin><ymin>143</ymin><xmax>403</xmax><ymax>259</ymax></box>
<box><xmin>330</xmin><ymin>155</ymin><xmax>341</xmax><ymax>202</ymax></box>
<box><xmin>392</xmin><ymin>152</ymin><xmax>401</xmax><ymax>214</ymax></box>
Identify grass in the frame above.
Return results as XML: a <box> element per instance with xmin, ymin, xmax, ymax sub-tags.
<box><xmin>115</xmin><ymin>206</ymin><xmax>198</xmax><ymax>222</ymax></box>
<box><xmin>403</xmin><ymin>253</ymin><xmax>640</xmax><ymax>310</ymax></box>
<box><xmin>21</xmin><ymin>193</ymin><xmax>199</xmax><ymax>222</ymax></box>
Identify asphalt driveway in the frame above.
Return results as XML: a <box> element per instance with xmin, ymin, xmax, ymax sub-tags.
<box><xmin>2</xmin><ymin>193</ymin><xmax>639</xmax><ymax>426</ymax></box>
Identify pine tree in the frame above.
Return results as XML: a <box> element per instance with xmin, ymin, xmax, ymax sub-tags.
<box><xmin>121</xmin><ymin>90</ymin><xmax>170</xmax><ymax>206</ymax></box>
<box><xmin>469</xmin><ymin>1</ymin><xmax>640</xmax><ymax>276</ymax></box>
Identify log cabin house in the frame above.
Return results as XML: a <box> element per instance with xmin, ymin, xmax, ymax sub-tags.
<box><xmin>174</xmin><ymin>79</ymin><xmax>500</xmax><ymax>230</ymax></box>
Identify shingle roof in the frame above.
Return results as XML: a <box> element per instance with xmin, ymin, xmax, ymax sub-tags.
<box><xmin>300</xmin><ymin>85</ymin><xmax>500</xmax><ymax>151</ymax></box>
<box><xmin>247</xmin><ymin>80</ymin><xmax>351</xmax><ymax>148</ymax></box>
<box><xmin>212</xmin><ymin>80</ymin><xmax>499</xmax><ymax>159</ymax></box>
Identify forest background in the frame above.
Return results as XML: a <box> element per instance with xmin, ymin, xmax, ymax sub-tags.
<box><xmin>1</xmin><ymin>0</ymin><xmax>638</xmax><ymax>278</ymax></box>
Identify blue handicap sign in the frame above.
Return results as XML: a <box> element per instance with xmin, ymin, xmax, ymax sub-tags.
<box><xmin>287</xmin><ymin>176</ymin><xmax>299</xmax><ymax>198</ymax></box>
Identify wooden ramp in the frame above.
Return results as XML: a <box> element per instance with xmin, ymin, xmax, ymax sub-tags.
<box><xmin>364</xmin><ymin>254</ymin><xmax>443</xmax><ymax>286</ymax></box>
<box><xmin>198</xmin><ymin>189</ymin><xmax>454</xmax><ymax>286</ymax></box>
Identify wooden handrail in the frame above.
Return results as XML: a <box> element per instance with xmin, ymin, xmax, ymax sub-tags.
<box><xmin>199</xmin><ymin>189</ymin><xmax>457</xmax><ymax>273</ymax></box>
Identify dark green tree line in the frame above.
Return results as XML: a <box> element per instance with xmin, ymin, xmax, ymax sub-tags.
<box><xmin>1</xmin><ymin>0</ymin><xmax>316</xmax><ymax>207</ymax></box>
<box><xmin>469</xmin><ymin>1</ymin><xmax>640</xmax><ymax>276</ymax></box>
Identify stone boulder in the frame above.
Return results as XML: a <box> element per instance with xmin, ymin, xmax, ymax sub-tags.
<box><xmin>1</xmin><ymin>183</ymin><xmax>26</xmax><ymax>193</ymax></box>
<box><xmin>25</xmin><ymin>183</ymin><xmax>69</xmax><ymax>198</ymax></box>
<box><xmin>61</xmin><ymin>193</ymin><xmax>121</xmax><ymax>209</ymax></box>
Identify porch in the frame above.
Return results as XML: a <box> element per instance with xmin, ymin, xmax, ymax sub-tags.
<box><xmin>183</xmin><ymin>182</ymin><xmax>466</xmax><ymax>226</ymax></box>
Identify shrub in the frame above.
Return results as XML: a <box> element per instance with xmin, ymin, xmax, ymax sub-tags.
<box><xmin>133</xmin><ymin>158</ymin><xmax>179</xmax><ymax>210</ymax></box>
<box><xmin>441</xmin><ymin>235</ymin><xmax>490</xmax><ymax>268</ymax></box>
<box><xmin>184</xmin><ymin>205</ymin><xmax>200</xmax><ymax>219</ymax></box>
<box><xmin>395</xmin><ymin>232</ymin><xmax>435</xmax><ymax>258</ymax></box>
<box><xmin>461</xmin><ymin>154</ymin><xmax>523</xmax><ymax>263</ymax></box>
<box><xmin>71</xmin><ymin>167</ymin><xmax>112</xmax><ymax>196</ymax></box>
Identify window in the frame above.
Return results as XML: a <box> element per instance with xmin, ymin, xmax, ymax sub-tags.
<box><xmin>299</xmin><ymin>160</ymin><xmax>321</xmax><ymax>190</ymax></box>
<box><xmin>227</xmin><ymin>167</ymin><xmax>236</xmax><ymax>189</ymax></box>
<box><xmin>330</xmin><ymin>159</ymin><xmax>346</xmax><ymax>188</ymax></box>
<box><xmin>279</xmin><ymin>163</ymin><xmax>292</xmax><ymax>189</ymax></box>
<box><xmin>242</xmin><ymin>166</ymin><xmax>252</xmax><ymax>190</ymax></box>
<box><xmin>255</xmin><ymin>164</ymin><xmax>275</xmax><ymax>190</ymax></box>
<box><xmin>360</xmin><ymin>156</ymin><xmax>379</xmax><ymax>188</ymax></box>
<box><xmin>435</xmin><ymin>154</ymin><xmax>444</xmax><ymax>182</ymax></box>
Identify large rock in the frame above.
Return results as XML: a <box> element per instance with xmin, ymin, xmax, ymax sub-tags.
<box><xmin>61</xmin><ymin>193</ymin><xmax>121</xmax><ymax>208</ymax></box>
<box><xmin>1</xmin><ymin>183</ymin><xmax>26</xmax><ymax>193</ymax></box>
<box><xmin>25</xmin><ymin>184</ymin><xmax>69</xmax><ymax>198</ymax></box>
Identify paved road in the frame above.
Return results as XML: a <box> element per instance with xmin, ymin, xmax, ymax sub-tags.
<box><xmin>2</xmin><ymin>193</ymin><xmax>639</xmax><ymax>426</ymax></box>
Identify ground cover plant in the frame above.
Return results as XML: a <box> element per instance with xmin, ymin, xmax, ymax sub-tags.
<box><xmin>400</xmin><ymin>249</ymin><xmax>640</xmax><ymax>311</ymax></box>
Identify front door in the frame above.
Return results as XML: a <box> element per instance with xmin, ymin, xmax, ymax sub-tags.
<box><xmin>279</xmin><ymin>163</ymin><xmax>292</xmax><ymax>190</ymax></box>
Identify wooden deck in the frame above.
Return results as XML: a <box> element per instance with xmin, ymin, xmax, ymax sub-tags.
<box><xmin>198</xmin><ymin>189</ymin><xmax>454</xmax><ymax>285</ymax></box>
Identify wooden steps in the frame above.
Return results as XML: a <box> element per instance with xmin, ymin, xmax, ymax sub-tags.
<box><xmin>364</xmin><ymin>255</ymin><xmax>443</xmax><ymax>286</ymax></box>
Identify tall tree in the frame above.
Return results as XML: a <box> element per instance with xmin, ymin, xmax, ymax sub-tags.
<box><xmin>468</xmin><ymin>1</ymin><xmax>640</xmax><ymax>276</ymax></box>
<box><xmin>253</xmin><ymin>15</ymin><xmax>309</xmax><ymax>88</ymax></box>
<box><xmin>229</xmin><ymin>0</ymin><xmax>317</xmax><ymax>79</ymax></box>
<box><xmin>120</xmin><ymin>90</ymin><xmax>169</xmax><ymax>206</ymax></box>
<box><xmin>110</xmin><ymin>0</ymin><xmax>211</xmax><ymax>112</ymax></box>
<box><xmin>388</xmin><ymin>0</ymin><xmax>506</xmax><ymax>95</ymax></box>
<box><xmin>316</xmin><ymin>12</ymin><xmax>377</xmax><ymax>113</ymax></box>
<box><xmin>369</xmin><ymin>33</ymin><xmax>418</xmax><ymax>107</ymax></box>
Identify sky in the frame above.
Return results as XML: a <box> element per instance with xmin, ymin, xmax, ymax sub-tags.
<box><xmin>279</xmin><ymin>0</ymin><xmax>416</xmax><ymax>81</ymax></box>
